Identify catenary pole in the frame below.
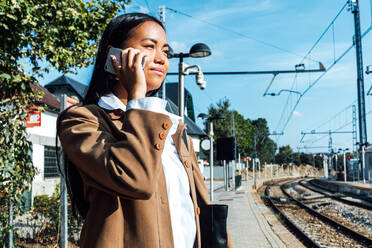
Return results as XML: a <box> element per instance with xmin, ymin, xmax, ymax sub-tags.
<box><xmin>352</xmin><ymin>0</ymin><xmax>368</xmax><ymax>153</ymax></box>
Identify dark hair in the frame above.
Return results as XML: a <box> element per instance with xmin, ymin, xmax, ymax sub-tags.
<box><xmin>60</xmin><ymin>13</ymin><xmax>165</xmax><ymax>219</ymax></box>
<box><xmin>84</xmin><ymin>13</ymin><xmax>165</xmax><ymax>105</ymax></box>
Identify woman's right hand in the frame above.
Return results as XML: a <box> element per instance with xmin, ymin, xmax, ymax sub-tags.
<box><xmin>111</xmin><ymin>48</ymin><xmax>147</xmax><ymax>100</ymax></box>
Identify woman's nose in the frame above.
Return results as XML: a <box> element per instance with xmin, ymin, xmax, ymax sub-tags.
<box><xmin>153</xmin><ymin>49</ymin><xmax>166</xmax><ymax>65</ymax></box>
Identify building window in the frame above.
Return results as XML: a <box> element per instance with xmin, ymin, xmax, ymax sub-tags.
<box><xmin>44</xmin><ymin>145</ymin><xmax>59</xmax><ymax>178</ymax></box>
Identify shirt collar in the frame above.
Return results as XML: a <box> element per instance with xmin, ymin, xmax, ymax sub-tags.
<box><xmin>98</xmin><ymin>93</ymin><xmax>127</xmax><ymax>111</ymax></box>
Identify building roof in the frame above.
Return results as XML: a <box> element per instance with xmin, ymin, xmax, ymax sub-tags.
<box><xmin>30</xmin><ymin>83</ymin><xmax>60</xmax><ymax>110</ymax></box>
<box><xmin>166</xmin><ymin>98</ymin><xmax>206</xmax><ymax>137</ymax></box>
<box><xmin>44</xmin><ymin>75</ymin><xmax>88</xmax><ymax>100</ymax></box>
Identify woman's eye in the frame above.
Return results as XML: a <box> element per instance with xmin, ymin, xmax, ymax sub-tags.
<box><xmin>144</xmin><ymin>44</ymin><xmax>154</xmax><ymax>49</ymax></box>
<box><xmin>163</xmin><ymin>50</ymin><xmax>169</xmax><ymax>55</ymax></box>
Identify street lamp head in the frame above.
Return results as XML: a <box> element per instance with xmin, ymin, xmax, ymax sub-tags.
<box><xmin>197</xmin><ymin>113</ymin><xmax>208</xmax><ymax>119</ymax></box>
<box><xmin>189</xmin><ymin>43</ymin><xmax>211</xmax><ymax>58</ymax></box>
<box><xmin>197</xmin><ymin>113</ymin><xmax>224</xmax><ymax>120</ymax></box>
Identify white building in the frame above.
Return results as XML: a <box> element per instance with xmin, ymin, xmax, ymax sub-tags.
<box><xmin>27</xmin><ymin>83</ymin><xmax>62</xmax><ymax>201</ymax></box>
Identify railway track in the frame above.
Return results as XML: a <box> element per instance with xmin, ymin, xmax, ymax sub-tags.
<box><xmin>308</xmin><ymin>179</ymin><xmax>372</xmax><ymax>205</ymax></box>
<box><xmin>299</xmin><ymin>179</ymin><xmax>372</xmax><ymax>210</ymax></box>
<box><xmin>264</xmin><ymin>179</ymin><xmax>372</xmax><ymax>247</ymax></box>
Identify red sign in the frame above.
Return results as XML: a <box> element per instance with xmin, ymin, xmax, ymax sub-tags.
<box><xmin>26</xmin><ymin>106</ymin><xmax>43</xmax><ymax>127</ymax></box>
<box><xmin>242</xmin><ymin>157</ymin><xmax>248</xmax><ymax>163</ymax></box>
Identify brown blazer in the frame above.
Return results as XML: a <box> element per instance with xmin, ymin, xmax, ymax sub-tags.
<box><xmin>57</xmin><ymin>104</ymin><xmax>232</xmax><ymax>248</ymax></box>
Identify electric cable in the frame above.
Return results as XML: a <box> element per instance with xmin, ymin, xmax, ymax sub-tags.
<box><xmin>274</xmin><ymin>25</ymin><xmax>372</xmax><ymax>142</ymax></box>
<box><xmin>165</xmin><ymin>7</ymin><xmax>320</xmax><ymax>63</ymax></box>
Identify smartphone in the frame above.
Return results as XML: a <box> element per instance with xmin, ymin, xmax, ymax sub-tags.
<box><xmin>104</xmin><ymin>47</ymin><xmax>147</xmax><ymax>75</ymax></box>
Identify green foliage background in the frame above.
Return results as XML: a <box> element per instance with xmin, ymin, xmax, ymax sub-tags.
<box><xmin>0</xmin><ymin>0</ymin><xmax>129</xmax><ymax>246</ymax></box>
<box><xmin>205</xmin><ymin>99</ymin><xmax>277</xmax><ymax>165</ymax></box>
<box><xmin>204</xmin><ymin>98</ymin><xmax>323</xmax><ymax>169</ymax></box>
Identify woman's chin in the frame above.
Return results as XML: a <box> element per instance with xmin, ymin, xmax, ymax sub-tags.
<box><xmin>146</xmin><ymin>82</ymin><xmax>163</xmax><ymax>92</ymax></box>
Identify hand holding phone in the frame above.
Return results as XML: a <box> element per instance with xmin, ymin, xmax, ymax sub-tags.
<box><xmin>104</xmin><ymin>47</ymin><xmax>147</xmax><ymax>75</ymax></box>
<box><xmin>105</xmin><ymin>47</ymin><xmax>148</xmax><ymax>100</ymax></box>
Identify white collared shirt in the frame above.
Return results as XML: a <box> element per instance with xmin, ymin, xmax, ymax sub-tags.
<box><xmin>98</xmin><ymin>93</ymin><xmax>196</xmax><ymax>248</ymax></box>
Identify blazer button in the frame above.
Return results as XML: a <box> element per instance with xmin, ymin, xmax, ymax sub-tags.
<box><xmin>155</xmin><ymin>143</ymin><xmax>162</xmax><ymax>150</ymax></box>
<box><xmin>162</xmin><ymin>122</ymin><xmax>169</xmax><ymax>130</ymax></box>
<box><xmin>159</xmin><ymin>132</ymin><xmax>166</xmax><ymax>140</ymax></box>
<box><xmin>184</xmin><ymin>160</ymin><xmax>190</xmax><ymax>168</ymax></box>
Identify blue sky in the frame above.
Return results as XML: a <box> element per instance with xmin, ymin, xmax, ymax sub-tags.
<box><xmin>38</xmin><ymin>0</ymin><xmax>372</xmax><ymax>154</ymax></box>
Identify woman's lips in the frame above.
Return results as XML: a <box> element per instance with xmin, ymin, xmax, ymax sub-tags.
<box><xmin>150</xmin><ymin>68</ymin><xmax>164</xmax><ymax>76</ymax></box>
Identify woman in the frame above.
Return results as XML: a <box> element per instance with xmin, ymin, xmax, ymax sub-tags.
<box><xmin>57</xmin><ymin>13</ymin><xmax>231</xmax><ymax>248</ymax></box>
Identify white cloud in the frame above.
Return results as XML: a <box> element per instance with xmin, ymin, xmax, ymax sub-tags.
<box><xmin>137</xmin><ymin>6</ymin><xmax>150</xmax><ymax>14</ymax></box>
<box><xmin>169</xmin><ymin>41</ymin><xmax>188</xmax><ymax>53</ymax></box>
<box><xmin>293</xmin><ymin>111</ymin><xmax>303</xmax><ymax>117</ymax></box>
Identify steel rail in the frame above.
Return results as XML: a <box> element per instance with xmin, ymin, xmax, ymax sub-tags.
<box><xmin>281</xmin><ymin>182</ymin><xmax>372</xmax><ymax>247</ymax></box>
<box><xmin>264</xmin><ymin>184</ymin><xmax>321</xmax><ymax>248</ymax></box>
<box><xmin>309</xmin><ymin>179</ymin><xmax>372</xmax><ymax>205</ymax></box>
<box><xmin>299</xmin><ymin>179</ymin><xmax>372</xmax><ymax>211</ymax></box>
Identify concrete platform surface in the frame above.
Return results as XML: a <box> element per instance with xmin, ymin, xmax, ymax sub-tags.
<box><xmin>206</xmin><ymin>180</ymin><xmax>286</xmax><ymax>248</ymax></box>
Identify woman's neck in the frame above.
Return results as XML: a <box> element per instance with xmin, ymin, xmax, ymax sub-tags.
<box><xmin>113</xmin><ymin>84</ymin><xmax>129</xmax><ymax>106</ymax></box>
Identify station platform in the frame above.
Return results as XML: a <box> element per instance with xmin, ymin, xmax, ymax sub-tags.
<box><xmin>205</xmin><ymin>180</ymin><xmax>288</xmax><ymax>248</ymax></box>
<box><xmin>313</xmin><ymin>178</ymin><xmax>372</xmax><ymax>198</ymax></box>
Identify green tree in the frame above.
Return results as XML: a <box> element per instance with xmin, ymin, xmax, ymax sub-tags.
<box><xmin>251</xmin><ymin>118</ymin><xmax>276</xmax><ymax>163</ymax></box>
<box><xmin>205</xmin><ymin>98</ymin><xmax>276</xmax><ymax>165</ymax></box>
<box><xmin>275</xmin><ymin>145</ymin><xmax>293</xmax><ymax>166</ymax></box>
<box><xmin>0</xmin><ymin>0</ymin><xmax>129</xmax><ymax>245</ymax></box>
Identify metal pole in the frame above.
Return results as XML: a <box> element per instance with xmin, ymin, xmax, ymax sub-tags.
<box><xmin>352</xmin><ymin>0</ymin><xmax>368</xmax><ymax>148</ymax></box>
<box><xmin>370</xmin><ymin>0</ymin><xmax>372</xmax><ymax>24</ymax></box>
<box><xmin>253</xmin><ymin>134</ymin><xmax>257</xmax><ymax>188</ymax></box>
<box><xmin>246</xmin><ymin>160</ymin><xmax>249</xmax><ymax>181</ymax></box>
<box><xmin>178</xmin><ymin>57</ymin><xmax>185</xmax><ymax>121</ymax></box>
<box><xmin>258</xmin><ymin>160</ymin><xmax>261</xmax><ymax>179</ymax></box>
<box><xmin>9</xmin><ymin>198</ymin><xmax>13</xmax><ymax>248</ymax></box>
<box><xmin>209</xmin><ymin>121</ymin><xmax>214</xmax><ymax>201</ymax></box>
<box><xmin>343</xmin><ymin>151</ymin><xmax>347</xmax><ymax>182</ymax></box>
<box><xmin>60</xmin><ymin>95</ymin><xmax>68</xmax><ymax>248</ymax></box>
<box><xmin>253</xmin><ymin>159</ymin><xmax>256</xmax><ymax>189</ymax></box>
<box><xmin>223</xmin><ymin>160</ymin><xmax>227</xmax><ymax>191</ymax></box>
<box><xmin>362</xmin><ymin>145</ymin><xmax>366</xmax><ymax>183</ymax></box>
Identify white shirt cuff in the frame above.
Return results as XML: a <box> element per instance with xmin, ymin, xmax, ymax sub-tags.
<box><xmin>126</xmin><ymin>97</ymin><xmax>167</xmax><ymax>114</ymax></box>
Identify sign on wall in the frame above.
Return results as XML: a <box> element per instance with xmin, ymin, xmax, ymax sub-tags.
<box><xmin>26</xmin><ymin>106</ymin><xmax>43</xmax><ymax>127</ymax></box>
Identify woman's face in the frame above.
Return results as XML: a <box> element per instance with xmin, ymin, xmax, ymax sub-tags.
<box><xmin>123</xmin><ymin>21</ymin><xmax>169</xmax><ymax>92</ymax></box>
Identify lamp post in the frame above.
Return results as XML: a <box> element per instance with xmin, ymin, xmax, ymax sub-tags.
<box><xmin>168</xmin><ymin>43</ymin><xmax>211</xmax><ymax>121</ymax></box>
<box><xmin>198</xmin><ymin>113</ymin><xmax>225</xmax><ymax>201</ymax></box>
<box><xmin>338</xmin><ymin>148</ymin><xmax>350</xmax><ymax>182</ymax></box>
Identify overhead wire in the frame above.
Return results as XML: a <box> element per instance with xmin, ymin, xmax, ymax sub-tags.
<box><xmin>274</xmin><ymin>24</ymin><xmax>372</xmax><ymax>143</ymax></box>
<box><xmin>274</xmin><ymin>1</ymin><xmax>350</xmax><ymax>139</ymax></box>
<box><xmin>165</xmin><ymin>7</ymin><xmax>320</xmax><ymax>63</ymax></box>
